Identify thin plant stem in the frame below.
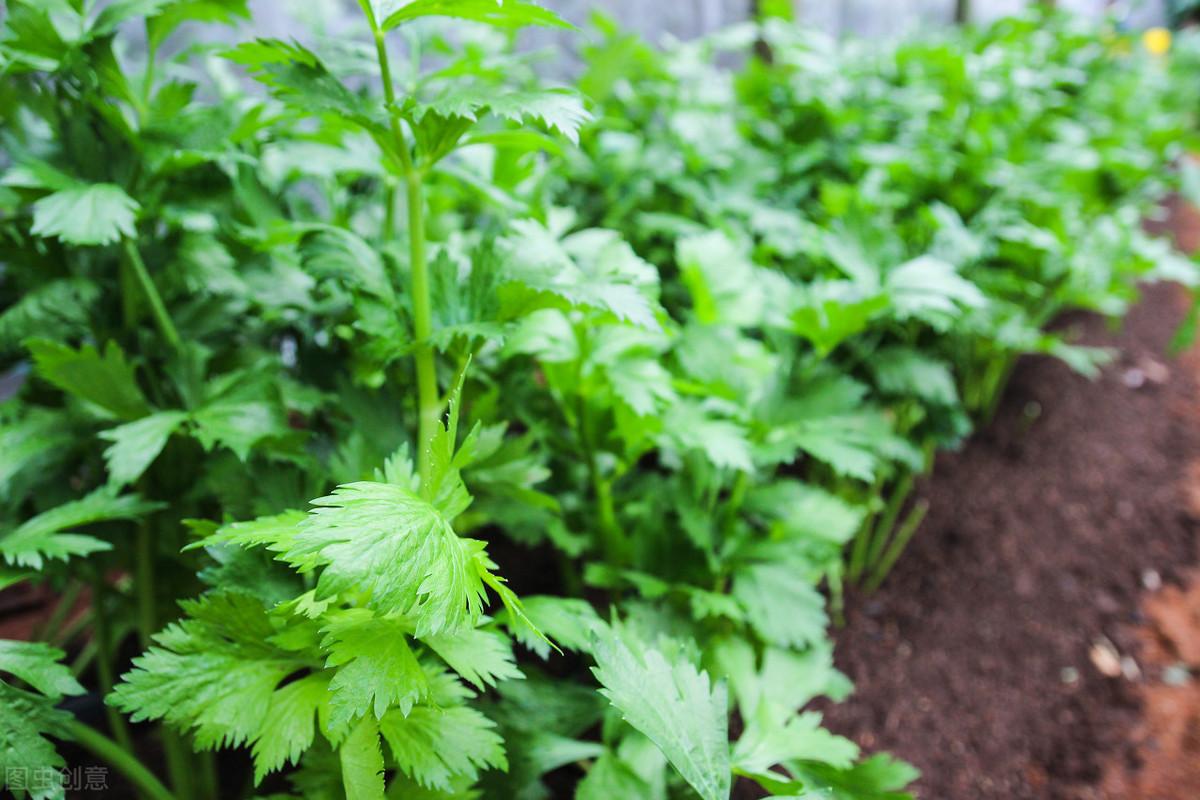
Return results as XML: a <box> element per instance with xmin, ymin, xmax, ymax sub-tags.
<box><xmin>134</xmin><ymin>522</ymin><xmax>193</xmax><ymax>800</ymax></box>
<box><xmin>865</xmin><ymin>499</ymin><xmax>930</xmax><ymax>594</ymax></box>
<box><xmin>195</xmin><ymin>750</ymin><xmax>219</xmax><ymax>800</ymax></box>
<box><xmin>122</xmin><ymin>239</ymin><xmax>182</xmax><ymax>352</ymax></box>
<box><xmin>89</xmin><ymin>575</ymin><xmax>136</xmax><ymax>757</ymax></box>
<box><xmin>35</xmin><ymin>581</ymin><xmax>82</xmax><ymax>641</ymax></box>
<box><xmin>847</xmin><ymin>477</ymin><xmax>882</xmax><ymax>583</ymax></box>
<box><xmin>407</xmin><ymin>172</ymin><xmax>441</xmax><ymax>485</ymax></box>
<box><xmin>53</xmin><ymin>606</ymin><xmax>93</xmax><ymax>648</ymax></box>
<box><xmin>864</xmin><ymin>471</ymin><xmax>914</xmax><ymax>578</ymax></box>
<box><xmin>64</xmin><ymin>719</ymin><xmax>175</xmax><ymax>800</ymax></box>
<box><xmin>366</xmin><ymin>7</ymin><xmax>440</xmax><ymax>485</ymax></box>
<box><xmin>69</xmin><ymin>638</ymin><xmax>98</xmax><ymax>676</ymax></box>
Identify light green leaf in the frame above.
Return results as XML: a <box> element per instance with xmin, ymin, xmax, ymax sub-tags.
<box><xmin>424</xmin><ymin>624</ymin><xmax>522</xmax><ymax>690</ymax></box>
<box><xmin>886</xmin><ymin>256</ymin><xmax>986</xmax><ymax>322</ymax></box>
<box><xmin>0</xmin><ymin>681</ymin><xmax>78</xmax><ymax>800</ymax></box>
<box><xmin>282</xmin><ymin>482</ymin><xmax>490</xmax><ymax>636</ymax></box>
<box><xmin>101</xmin><ymin>411</ymin><xmax>189</xmax><ymax>486</ymax></box>
<box><xmin>31</xmin><ymin>184</ymin><xmax>140</xmax><ymax>247</ymax></box>
<box><xmin>733</xmin><ymin>564</ymin><xmax>827</xmax><ymax>650</ymax></box>
<box><xmin>0</xmin><ymin>641</ymin><xmax>84</xmax><ymax>699</ymax></box>
<box><xmin>111</xmin><ymin>593</ymin><xmax>307</xmax><ymax>751</ymax></box>
<box><xmin>378</xmin><ymin>705</ymin><xmax>507</xmax><ymax>791</ymax></box>
<box><xmin>251</xmin><ymin>673</ymin><xmax>331</xmax><ymax>783</ymax></box>
<box><xmin>512</xmin><ymin>596</ymin><xmax>603</xmax><ymax>658</ymax></box>
<box><xmin>191</xmin><ymin>399</ymin><xmax>288</xmax><ymax>461</ymax></box>
<box><xmin>382</xmin><ymin>0</ymin><xmax>571</xmax><ymax>31</ymax></box>
<box><xmin>27</xmin><ymin>339</ymin><xmax>150</xmax><ymax>420</ymax></box>
<box><xmin>1</xmin><ymin>489</ymin><xmax>158</xmax><ymax>569</ymax></box>
<box><xmin>746</xmin><ymin>481</ymin><xmax>866</xmax><ymax>546</ymax></box>
<box><xmin>791</xmin><ymin>282</ymin><xmax>888</xmax><ymax>357</ymax></box>
<box><xmin>341</xmin><ymin>715</ymin><xmax>386</xmax><ymax>800</ymax></box>
<box><xmin>417</xmin><ymin>88</ymin><xmax>590</xmax><ymax>145</ymax></box>
<box><xmin>869</xmin><ymin>347</ymin><xmax>959</xmax><ymax>406</ymax></box>
<box><xmin>661</xmin><ymin>401</ymin><xmax>753</xmax><ymax>472</ymax></box>
<box><xmin>576</xmin><ymin>750</ymin><xmax>654</xmax><ymax>800</ymax></box>
<box><xmin>590</xmin><ymin>623</ymin><xmax>730</xmax><ymax>800</ymax></box>
<box><xmin>734</xmin><ymin>707</ymin><xmax>859</xmax><ymax>776</ymax></box>
<box><xmin>0</xmin><ymin>411</ymin><xmax>75</xmax><ymax>504</ymax></box>
<box><xmin>320</xmin><ymin>611</ymin><xmax>428</xmax><ymax>729</ymax></box>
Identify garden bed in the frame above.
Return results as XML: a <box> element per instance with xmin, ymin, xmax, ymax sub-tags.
<box><xmin>821</xmin><ymin>210</ymin><xmax>1200</xmax><ymax>798</ymax></box>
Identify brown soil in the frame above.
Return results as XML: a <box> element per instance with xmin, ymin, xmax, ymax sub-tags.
<box><xmin>821</xmin><ymin>199</ymin><xmax>1200</xmax><ymax>798</ymax></box>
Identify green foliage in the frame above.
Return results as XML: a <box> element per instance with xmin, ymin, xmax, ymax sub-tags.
<box><xmin>0</xmin><ymin>2</ymin><xmax>1196</xmax><ymax>799</ymax></box>
<box><xmin>591</xmin><ymin>623</ymin><xmax>731</xmax><ymax>800</ymax></box>
<box><xmin>0</xmin><ymin>642</ymin><xmax>85</xmax><ymax>800</ymax></box>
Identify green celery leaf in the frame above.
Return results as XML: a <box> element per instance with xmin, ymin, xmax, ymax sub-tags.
<box><xmin>30</xmin><ymin>184</ymin><xmax>140</xmax><ymax>247</ymax></box>
<box><xmin>869</xmin><ymin>347</ymin><xmax>959</xmax><ymax>406</ymax></box>
<box><xmin>734</xmin><ymin>707</ymin><xmax>859</xmax><ymax>776</ymax></box>
<box><xmin>191</xmin><ymin>399</ymin><xmax>289</xmax><ymax>461</ymax></box>
<box><xmin>590</xmin><ymin>623</ymin><xmax>730</xmax><ymax>800</ymax></box>
<box><xmin>1</xmin><ymin>489</ymin><xmax>159</xmax><ymax>569</ymax></box>
<box><xmin>0</xmin><ymin>411</ymin><xmax>75</xmax><ymax>504</ymax></box>
<box><xmin>378</xmin><ymin>705</ymin><xmax>507</xmax><ymax>791</ymax></box>
<box><xmin>111</xmin><ymin>593</ymin><xmax>313</xmax><ymax>753</ymax></box>
<box><xmin>281</xmin><ymin>482</ymin><xmax>490</xmax><ymax>636</ymax></box>
<box><xmin>319</xmin><ymin>610</ymin><xmax>429</xmax><ymax>729</ymax></box>
<box><xmin>0</xmin><ymin>641</ymin><xmax>84</xmax><ymax>699</ymax></box>
<box><xmin>340</xmin><ymin>716</ymin><xmax>386</xmax><ymax>800</ymax></box>
<box><xmin>576</xmin><ymin>750</ymin><xmax>654</xmax><ymax>800</ymax></box>
<box><xmin>0</xmin><ymin>640</ymin><xmax>84</xmax><ymax>800</ymax></box>
<box><xmin>423</xmin><ymin>624</ymin><xmax>522</xmax><ymax>690</ymax></box>
<box><xmin>885</xmin><ymin>256</ymin><xmax>986</xmax><ymax>323</ymax></box>
<box><xmin>746</xmin><ymin>481</ymin><xmax>866</xmax><ymax>546</ymax></box>
<box><xmin>382</xmin><ymin>0</ymin><xmax>571</xmax><ymax>31</ymax></box>
<box><xmin>791</xmin><ymin>282</ymin><xmax>888</xmax><ymax>357</ymax></box>
<box><xmin>733</xmin><ymin>564</ymin><xmax>827</xmax><ymax>650</ymax></box>
<box><xmin>225</xmin><ymin>39</ymin><xmax>384</xmax><ymax>132</ymax></box>
<box><xmin>413</xmin><ymin>88</ymin><xmax>590</xmax><ymax>145</ymax></box>
<box><xmin>511</xmin><ymin>596</ymin><xmax>603</xmax><ymax>658</ymax></box>
<box><xmin>27</xmin><ymin>339</ymin><xmax>150</xmax><ymax>420</ymax></box>
<box><xmin>660</xmin><ymin>400</ymin><xmax>753</xmax><ymax>472</ymax></box>
<box><xmin>100</xmin><ymin>411</ymin><xmax>189</xmax><ymax>486</ymax></box>
<box><xmin>0</xmin><ymin>683</ymin><xmax>76</xmax><ymax>800</ymax></box>
<box><xmin>251</xmin><ymin>673</ymin><xmax>331</xmax><ymax>783</ymax></box>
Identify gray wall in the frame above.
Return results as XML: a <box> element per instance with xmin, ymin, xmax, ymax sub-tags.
<box><xmin>248</xmin><ymin>0</ymin><xmax>1170</xmax><ymax>43</ymax></box>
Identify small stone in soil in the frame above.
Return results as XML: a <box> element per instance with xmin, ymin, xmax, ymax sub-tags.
<box><xmin>1061</xmin><ymin>666</ymin><xmax>1081</xmax><ymax>684</ymax></box>
<box><xmin>1162</xmin><ymin>664</ymin><xmax>1191</xmax><ymax>687</ymax></box>
<box><xmin>1143</xmin><ymin>569</ymin><xmax>1163</xmax><ymax>591</ymax></box>
<box><xmin>1123</xmin><ymin>368</ymin><xmax>1147</xmax><ymax>389</ymax></box>
<box><xmin>1090</xmin><ymin>638</ymin><xmax>1124</xmax><ymax>678</ymax></box>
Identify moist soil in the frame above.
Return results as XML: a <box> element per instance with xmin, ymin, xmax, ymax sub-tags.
<box><xmin>821</xmin><ymin>200</ymin><xmax>1200</xmax><ymax>799</ymax></box>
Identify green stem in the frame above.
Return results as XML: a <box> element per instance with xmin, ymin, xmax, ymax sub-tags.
<box><xmin>89</xmin><ymin>576</ymin><xmax>136</xmax><ymax>757</ymax></box>
<box><xmin>54</xmin><ymin>607</ymin><xmax>92</xmax><ymax>649</ymax></box>
<box><xmin>195</xmin><ymin>750</ymin><xmax>218</xmax><ymax>800</ymax></box>
<box><xmin>122</xmin><ymin>239</ymin><xmax>182</xmax><ymax>352</ymax></box>
<box><xmin>864</xmin><ymin>471</ymin><xmax>915</xmax><ymax>579</ymax></box>
<box><xmin>64</xmin><ymin>719</ymin><xmax>175</xmax><ymax>800</ymax></box>
<box><xmin>828</xmin><ymin>561</ymin><xmax>846</xmax><ymax>628</ymax></box>
<box><xmin>35</xmin><ymin>581</ymin><xmax>82</xmax><ymax>641</ymax></box>
<box><xmin>134</xmin><ymin>523</ymin><xmax>193</xmax><ymax>800</ymax></box>
<box><xmin>367</xmin><ymin>11</ymin><xmax>439</xmax><ymax>485</ymax></box>
<box><xmin>864</xmin><ymin>499</ymin><xmax>930</xmax><ymax>594</ymax></box>
<box><xmin>69</xmin><ymin>638</ymin><xmax>98</xmax><ymax>676</ymax></box>
<box><xmin>407</xmin><ymin>173</ymin><xmax>440</xmax><ymax>485</ymax></box>
<box><xmin>134</xmin><ymin>525</ymin><xmax>156</xmax><ymax>649</ymax></box>
<box><xmin>577</xmin><ymin>393</ymin><xmax>626</xmax><ymax>563</ymax></box>
<box><xmin>847</xmin><ymin>478</ymin><xmax>882</xmax><ymax>583</ymax></box>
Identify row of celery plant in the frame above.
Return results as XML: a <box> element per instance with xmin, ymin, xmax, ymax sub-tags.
<box><xmin>1</xmin><ymin>3</ymin><xmax>1198</xmax><ymax>800</ymax></box>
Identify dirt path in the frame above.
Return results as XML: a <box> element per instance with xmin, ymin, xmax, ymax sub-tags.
<box><xmin>821</xmin><ymin>210</ymin><xmax>1200</xmax><ymax>797</ymax></box>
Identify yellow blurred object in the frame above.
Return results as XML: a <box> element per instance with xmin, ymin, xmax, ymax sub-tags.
<box><xmin>1143</xmin><ymin>27</ymin><xmax>1172</xmax><ymax>56</ymax></box>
